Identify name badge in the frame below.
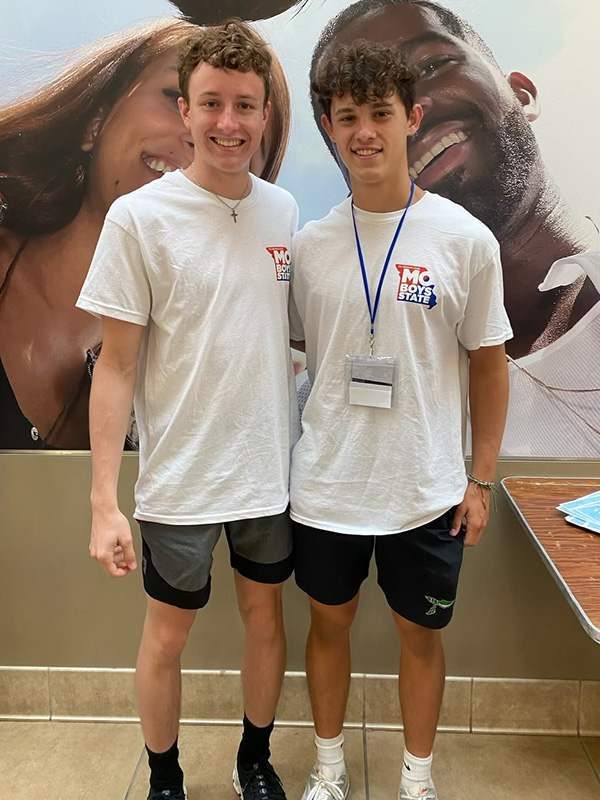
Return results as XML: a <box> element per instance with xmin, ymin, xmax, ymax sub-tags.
<box><xmin>346</xmin><ymin>355</ymin><xmax>397</xmax><ymax>409</ymax></box>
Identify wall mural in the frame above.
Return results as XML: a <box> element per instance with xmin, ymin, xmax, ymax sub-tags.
<box><xmin>0</xmin><ymin>0</ymin><xmax>598</xmax><ymax>456</ymax></box>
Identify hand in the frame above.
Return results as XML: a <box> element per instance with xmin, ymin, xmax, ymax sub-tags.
<box><xmin>450</xmin><ymin>482</ymin><xmax>490</xmax><ymax>547</ymax></box>
<box><xmin>89</xmin><ymin>508</ymin><xmax>137</xmax><ymax>577</ymax></box>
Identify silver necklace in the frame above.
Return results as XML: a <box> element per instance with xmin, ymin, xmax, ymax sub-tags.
<box><xmin>190</xmin><ymin>168</ymin><xmax>251</xmax><ymax>223</ymax></box>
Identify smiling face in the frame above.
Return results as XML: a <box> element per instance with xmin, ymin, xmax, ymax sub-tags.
<box><xmin>327</xmin><ymin>2</ymin><xmax>544</xmax><ymax>235</ymax></box>
<box><xmin>83</xmin><ymin>49</ymin><xmax>194</xmax><ymax>213</ymax></box>
<box><xmin>323</xmin><ymin>92</ymin><xmax>422</xmax><ymax>194</ymax></box>
<box><xmin>178</xmin><ymin>61</ymin><xmax>270</xmax><ymax>190</ymax></box>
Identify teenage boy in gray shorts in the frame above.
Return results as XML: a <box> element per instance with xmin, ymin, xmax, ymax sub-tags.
<box><xmin>77</xmin><ymin>21</ymin><xmax>298</xmax><ymax>800</ymax></box>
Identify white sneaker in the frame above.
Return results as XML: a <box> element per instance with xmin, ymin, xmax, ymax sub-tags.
<box><xmin>301</xmin><ymin>765</ymin><xmax>349</xmax><ymax>800</ymax></box>
<box><xmin>398</xmin><ymin>783</ymin><xmax>437</xmax><ymax>800</ymax></box>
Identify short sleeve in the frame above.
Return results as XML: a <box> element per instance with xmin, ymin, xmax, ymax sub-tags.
<box><xmin>457</xmin><ymin>246</ymin><xmax>513</xmax><ymax>350</ymax></box>
<box><xmin>288</xmin><ymin>287</ymin><xmax>305</xmax><ymax>342</ymax></box>
<box><xmin>76</xmin><ymin>217</ymin><xmax>151</xmax><ymax>326</ymax></box>
<box><xmin>289</xmin><ymin>229</ymin><xmax>305</xmax><ymax>341</ymax></box>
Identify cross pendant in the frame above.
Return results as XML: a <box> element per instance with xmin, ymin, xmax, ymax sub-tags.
<box><xmin>231</xmin><ymin>209</ymin><xmax>238</xmax><ymax>223</ymax></box>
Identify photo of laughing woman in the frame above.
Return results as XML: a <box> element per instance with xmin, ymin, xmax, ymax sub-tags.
<box><xmin>0</xmin><ymin>17</ymin><xmax>290</xmax><ymax>450</ymax></box>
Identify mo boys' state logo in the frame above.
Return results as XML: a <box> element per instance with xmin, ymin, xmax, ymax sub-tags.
<box><xmin>266</xmin><ymin>246</ymin><xmax>291</xmax><ymax>281</ymax></box>
<box><xmin>396</xmin><ymin>264</ymin><xmax>437</xmax><ymax>309</ymax></box>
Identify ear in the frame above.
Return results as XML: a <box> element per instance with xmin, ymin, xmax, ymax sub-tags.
<box><xmin>262</xmin><ymin>99</ymin><xmax>272</xmax><ymax>127</ymax></box>
<box><xmin>321</xmin><ymin>113</ymin><xmax>335</xmax><ymax>143</ymax></box>
<box><xmin>507</xmin><ymin>72</ymin><xmax>540</xmax><ymax>121</ymax></box>
<box><xmin>80</xmin><ymin>111</ymin><xmax>105</xmax><ymax>152</ymax></box>
<box><xmin>178</xmin><ymin>94</ymin><xmax>192</xmax><ymax>129</ymax></box>
<box><xmin>407</xmin><ymin>103</ymin><xmax>423</xmax><ymax>136</ymax></box>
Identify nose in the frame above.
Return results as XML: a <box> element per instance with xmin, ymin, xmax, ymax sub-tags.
<box><xmin>356</xmin><ymin>121</ymin><xmax>376</xmax><ymax>142</ymax></box>
<box><xmin>216</xmin><ymin>105</ymin><xmax>237</xmax><ymax>133</ymax></box>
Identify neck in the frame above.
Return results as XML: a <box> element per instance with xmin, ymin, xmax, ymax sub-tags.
<box><xmin>16</xmin><ymin>201</ymin><xmax>105</xmax><ymax>307</ymax></box>
<box><xmin>498</xmin><ymin>178</ymin><xmax>594</xmax><ymax>357</ymax></box>
<box><xmin>186</xmin><ymin>159</ymin><xmax>251</xmax><ymax>200</ymax></box>
<box><xmin>351</xmin><ymin>173</ymin><xmax>424</xmax><ymax>213</ymax></box>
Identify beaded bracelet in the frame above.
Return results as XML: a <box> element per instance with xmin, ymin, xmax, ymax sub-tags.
<box><xmin>467</xmin><ymin>473</ymin><xmax>499</xmax><ymax>511</ymax></box>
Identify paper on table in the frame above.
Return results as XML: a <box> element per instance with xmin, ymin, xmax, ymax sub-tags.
<box><xmin>558</xmin><ymin>489</ymin><xmax>600</xmax><ymax>535</ymax></box>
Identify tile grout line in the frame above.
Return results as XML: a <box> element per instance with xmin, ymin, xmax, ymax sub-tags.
<box><xmin>46</xmin><ymin>667</ymin><xmax>52</xmax><ymax>721</ymax></box>
<box><xmin>362</xmin><ymin>674</ymin><xmax>370</xmax><ymax>800</ymax></box>
<box><xmin>124</xmin><ymin>745</ymin><xmax>146</xmax><ymax>800</ymax></box>
<box><xmin>580</xmin><ymin>738</ymin><xmax>600</xmax><ymax>788</ymax></box>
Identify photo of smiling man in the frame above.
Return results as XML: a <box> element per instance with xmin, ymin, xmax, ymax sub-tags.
<box><xmin>308</xmin><ymin>0</ymin><xmax>600</xmax><ymax>457</ymax></box>
<box><xmin>76</xmin><ymin>20</ymin><xmax>298</xmax><ymax>800</ymax></box>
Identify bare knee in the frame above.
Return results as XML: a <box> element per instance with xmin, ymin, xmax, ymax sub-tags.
<box><xmin>310</xmin><ymin>597</ymin><xmax>358</xmax><ymax>641</ymax></box>
<box><xmin>394</xmin><ymin>614</ymin><xmax>442</xmax><ymax>659</ymax></box>
<box><xmin>238</xmin><ymin>585</ymin><xmax>284</xmax><ymax>643</ymax></box>
<box><xmin>141</xmin><ymin>602</ymin><xmax>195</xmax><ymax>664</ymax></box>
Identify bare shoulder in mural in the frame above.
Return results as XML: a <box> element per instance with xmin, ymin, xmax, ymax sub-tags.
<box><xmin>308</xmin><ymin>0</ymin><xmax>600</xmax><ymax>457</ymax></box>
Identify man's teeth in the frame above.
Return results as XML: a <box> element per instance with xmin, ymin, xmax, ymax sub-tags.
<box><xmin>409</xmin><ymin>131</ymin><xmax>467</xmax><ymax>179</ymax></box>
<box><xmin>355</xmin><ymin>148</ymin><xmax>380</xmax><ymax>156</ymax></box>
<box><xmin>145</xmin><ymin>158</ymin><xmax>174</xmax><ymax>174</ymax></box>
<box><xmin>215</xmin><ymin>138</ymin><xmax>242</xmax><ymax>147</ymax></box>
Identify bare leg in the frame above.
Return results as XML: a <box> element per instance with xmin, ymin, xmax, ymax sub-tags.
<box><xmin>234</xmin><ymin>572</ymin><xmax>286</xmax><ymax>726</ymax></box>
<box><xmin>135</xmin><ymin>596</ymin><xmax>196</xmax><ymax>752</ymax></box>
<box><xmin>393</xmin><ymin>612</ymin><xmax>445</xmax><ymax>757</ymax></box>
<box><xmin>306</xmin><ymin>595</ymin><xmax>359</xmax><ymax>738</ymax></box>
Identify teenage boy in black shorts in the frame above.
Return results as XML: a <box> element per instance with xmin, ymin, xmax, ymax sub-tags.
<box><xmin>77</xmin><ymin>21</ymin><xmax>298</xmax><ymax>800</ymax></box>
<box><xmin>289</xmin><ymin>41</ymin><xmax>511</xmax><ymax>800</ymax></box>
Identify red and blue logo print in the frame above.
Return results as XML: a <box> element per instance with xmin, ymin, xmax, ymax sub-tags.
<box><xmin>396</xmin><ymin>264</ymin><xmax>437</xmax><ymax>309</ymax></box>
<box><xmin>266</xmin><ymin>246</ymin><xmax>291</xmax><ymax>281</ymax></box>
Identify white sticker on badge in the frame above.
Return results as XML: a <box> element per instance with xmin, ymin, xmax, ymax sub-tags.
<box><xmin>346</xmin><ymin>355</ymin><xmax>396</xmax><ymax>409</ymax></box>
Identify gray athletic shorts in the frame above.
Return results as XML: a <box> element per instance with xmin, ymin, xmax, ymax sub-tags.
<box><xmin>139</xmin><ymin>510</ymin><xmax>293</xmax><ymax>610</ymax></box>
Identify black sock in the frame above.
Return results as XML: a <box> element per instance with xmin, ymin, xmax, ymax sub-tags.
<box><xmin>237</xmin><ymin>714</ymin><xmax>274</xmax><ymax>769</ymax></box>
<box><xmin>146</xmin><ymin>738</ymin><xmax>184</xmax><ymax>791</ymax></box>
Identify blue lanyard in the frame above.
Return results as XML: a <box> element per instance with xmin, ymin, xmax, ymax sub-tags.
<box><xmin>351</xmin><ymin>181</ymin><xmax>415</xmax><ymax>355</ymax></box>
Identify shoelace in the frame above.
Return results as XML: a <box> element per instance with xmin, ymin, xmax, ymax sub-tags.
<box><xmin>241</xmin><ymin>761</ymin><xmax>285</xmax><ymax>800</ymax></box>
<box><xmin>304</xmin><ymin>775</ymin><xmax>347</xmax><ymax>800</ymax></box>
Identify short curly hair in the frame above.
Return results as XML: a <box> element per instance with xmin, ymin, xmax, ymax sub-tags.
<box><xmin>178</xmin><ymin>19</ymin><xmax>272</xmax><ymax>105</ymax></box>
<box><xmin>312</xmin><ymin>39</ymin><xmax>419</xmax><ymax>120</ymax></box>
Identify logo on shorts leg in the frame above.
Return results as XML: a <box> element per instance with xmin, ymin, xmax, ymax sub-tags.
<box><xmin>266</xmin><ymin>246</ymin><xmax>291</xmax><ymax>281</ymax></box>
<box><xmin>425</xmin><ymin>596</ymin><xmax>455</xmax><ymax>615</ymax></box>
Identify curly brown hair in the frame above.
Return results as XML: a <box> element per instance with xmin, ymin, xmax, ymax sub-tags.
<box><xmin>178</xmin><ymin>20</ymin><xmax>272</xmax><ymax>105</ymax></box>
<box><xmin>311</xmin><ymin>39</ymin><xmax>419</xmax><ymax>120</ymax></box>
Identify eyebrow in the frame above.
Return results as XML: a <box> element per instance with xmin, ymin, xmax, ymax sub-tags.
<box><xmin>334</xmin><ymin>100</ymin><xmax>394</xmax><ymax>116</ymax></box>
<box><xmin>197</xmin><ymin>90</ymin><xmax>261</xmax><ymax>100</ymax></box>
<box><xmin>401</xmin><ymin>31</ymin><xmax>460</xmax><ymax>53</ymax></box>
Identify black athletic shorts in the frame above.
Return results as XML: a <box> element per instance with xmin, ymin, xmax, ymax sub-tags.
<box><xmin>293</xmin><ymin>508</ymin><xmax>464</xmax><ymax>629</ymax></box>
<box><xmin>139</xmin><ymin>510</ymin><xmax>293</xmax><ymax>610</ymax></box>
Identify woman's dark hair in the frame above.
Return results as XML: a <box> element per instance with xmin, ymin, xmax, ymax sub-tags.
<box><xmin>0</xmin><ymin>19</ymin><xmax>197</xmax><ymax>236</ymax></box>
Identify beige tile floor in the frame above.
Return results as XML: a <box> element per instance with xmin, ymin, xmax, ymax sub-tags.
<box><xmin>1</xmin><ymin>721</ymin><xmax>599</xmax><ymax>799</ymax></box>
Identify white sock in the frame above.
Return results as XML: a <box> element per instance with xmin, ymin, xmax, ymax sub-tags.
<box><xmin>314</xmin><ymin>732</ymin><xmax>346</xmax><ymax>780</ymax></box>
<box><xmin>401</xmin><ymin>748</ymin><xmax>434</xmax><ymax>793</ymax></box>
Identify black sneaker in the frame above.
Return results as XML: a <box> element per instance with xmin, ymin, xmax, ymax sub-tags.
<box><xmin>147</xmin><ymin>786</ymin><xmax>187</xmax><ymax>799</ymax></box>
<box><xmin>233</xmin><ymin>756</ymin><xmax>287</xmax><ymax>800</ymax></box>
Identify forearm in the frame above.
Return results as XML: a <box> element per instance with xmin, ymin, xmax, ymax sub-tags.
<box><xmin>469</xmin><ymin>345</ymin><xmax>509</xmax><ymax>481</ymax></box>
<box><xmin>89</xmin><ymin>356</ymin><xmax>137</xmax><ymax>512</ymax></box>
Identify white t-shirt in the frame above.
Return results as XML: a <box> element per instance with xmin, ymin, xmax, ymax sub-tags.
<box><xmin>501</xmin><ymin>250</ymin><xmax>600</xmax><ymax>457</ymax></box>
<box><xmin>289</xmin><ymin>191</ymin><xmax>512</xmax><ymax>535</ymax></box>
<box><xmin>77</xmin><ymin>170</ymin><xmax>299</xmax><ymax>524</ymax></box>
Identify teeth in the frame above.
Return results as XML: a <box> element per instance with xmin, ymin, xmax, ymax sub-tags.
<box><xmin>355</xmin><ymin>149</ymin><xmax>379</xmax><ymax>156</ymax></box>
<box><xmin>145</xmin><ymin>158</ymin><xmax>174</xmax><ymax>174</ymax></box>
<box><xmin>410</xmin><ymin>130</ymin><xmax>467</xmax><ymax>177</ymax></box>
<box><xmin>215</xmin><ymin>138</ymin><xmax>242</xmax><ymax>147</ymax></box>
